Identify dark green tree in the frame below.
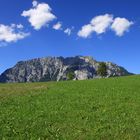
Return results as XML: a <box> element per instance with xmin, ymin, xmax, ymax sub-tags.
<box><xmin>66</xmin><ymin>71</ymin><xmax>75</xmax><ymax>80</ymax></box>
<box><xmin>97</xmin><ymin>62</ymin><xmax>107</xmax><ymax>77</ymax></box>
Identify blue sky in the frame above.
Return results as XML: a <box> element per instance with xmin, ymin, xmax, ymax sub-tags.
<box><xmin>0</xmin><ymin>0</ymin><xmax>140</xmax><ymax>74</ymax></box>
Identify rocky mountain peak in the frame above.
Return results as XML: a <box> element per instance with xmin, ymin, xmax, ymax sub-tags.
<box><xmin>0</xmin><ymin>56</ymin><xmax>132</xmax><ymax>83</ymax></box>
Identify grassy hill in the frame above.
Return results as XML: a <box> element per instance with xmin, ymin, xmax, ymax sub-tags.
<box><xmin>0</xmin><ymin>75</ymin><xmax>140</xmax><ymax>139</ymax></box>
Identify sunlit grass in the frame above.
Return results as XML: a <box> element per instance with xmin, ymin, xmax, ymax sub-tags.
<box><xmin>0</xmin><ymin>75</ymin><xmax>140</xmax><ymax>139</ymax></box>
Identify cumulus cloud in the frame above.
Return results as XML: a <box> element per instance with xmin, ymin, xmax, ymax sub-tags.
<box><xmin>11</xmin><ymin>24</ymin><xmax>24</xmax><ymax>29</ymax></box>
<box><xmin>111</xmin><ymin>17</ymin><xmax>133</xmax><ymax>36</ymax></box>
<box><xmin>64</xmin><ymin>28</ymin><xmax>71</xmax><ymax>36</ymax></box>
<box><xmin>21</xmin><ymin>1</ymin><xmax>56</xmax><ymax>30</ymax></box>
<box><xmin>0</xmin><ymin>24</ymin><xmax>30</xmax><ymax>43</ymax></box>
<box><xmin>78</xmin><ymin>14</ymin><xmax>133</xmax><ymax>38</ymax></box>
<box><xmin>77</xmin><ymin>24</ymin><xmax>94</xmax><ymax>38</ymax></box>
<box><xmin>53</xmin><ymin>22</ymin><xmax>62</xmax><ymax>30</ymax></box>
<box><xmin>64</xmin><ymin>27</ymin><xmax>74</xmax><ymax>36</ymax></box>
<box><xmin>91</xmin><ymin>14</ymin><xmax>113</xmax><ymax>34</ymax></box>
<box><xmin>17</xmin><ymin>24</ymin><xmax>24</xmax><ymax>29</ymax></box>
<box><xmin>78</xmin><ymin>14</ymin><xmax>113</xmax><ymax>38</ymax></box>
<box><xmin>32</xmin><ymin>1</ymin><xmax>38</xmax><ymax>7</ymax></box>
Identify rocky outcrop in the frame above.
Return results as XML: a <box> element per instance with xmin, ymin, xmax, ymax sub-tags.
<box><xmin>0</xmin><ymin>56</ymin><xmax>132</xmax><ymax>83</ymax></box>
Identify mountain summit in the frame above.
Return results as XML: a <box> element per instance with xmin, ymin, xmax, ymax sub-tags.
<box><xmin>0</xmin><ymin>56</ymin><xmax>131</xmax><ymax>83</ymax></box>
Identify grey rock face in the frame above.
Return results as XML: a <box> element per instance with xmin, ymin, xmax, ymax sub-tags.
<box><xmin>0</xmin><ymin>56</ymin><xmax>132</xmax><ymax>83</ymax></box>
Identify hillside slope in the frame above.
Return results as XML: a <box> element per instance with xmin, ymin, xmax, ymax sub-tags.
<box><xmin>0</xmin><ymin>75</ymin><xmax>140</xmax><ymax>139</ymax></box>
<box><xmin>0</xmin><ymin>56</ymin><xmax>131</xmax><ymax>83</ymax></box>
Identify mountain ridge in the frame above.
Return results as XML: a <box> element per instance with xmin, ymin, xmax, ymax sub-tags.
<box><xmin>0</xmin><ymin>56</ymin><xmax>132</xmax><ymax>83</ymax></box>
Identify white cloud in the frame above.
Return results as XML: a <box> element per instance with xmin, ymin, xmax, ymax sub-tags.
<box><xmin>17</xmin><ymin>24</ymin><xmax>24</xmax><ymax>29</ymax></box>
<box><xmin>78</xmin><ymin>14</ymin><xmax>133</xmax><ymax>38</ymax></box>
<box><xmin>32</xmin><ymin>1</ymin><xmax>38</xmax><ymax>7</ymax></box>
<box><xmin>91</xmin><ymin>14</ymin><xmax>113</xmax><ymax>34</ymax></box>
<box><xmin>78</xmin><ymin>14</ymin><xmax>113</xmax><ymax>38</ymax></box>
<box><xmin>21</xmin><ymin>2</ymin><xmax>56</xmax><ymax>30</ymax></box>
<box><xmin>111</xmin><ymin>17</ymin><xmax>133</xmax><ymax>36</ymax></box>
<box><xmin>0</xmin><ymin>24</ymin><xmax>30</xmax><ymax>43</ymax></box>
<box><xmin>11</xmin><ymin>24</ymin><xmax>24</xmax><ymax>29</ymax></box>
<box><xmin>64</xmin><ymin>27</ymin><xmax>74</xmax><ymax>36</ymax></box>
<box><xmin>64</xmin><ymin>28</ymin><xmax>71</xmax><ymax>36</ymax></box>
<box><xmin>77</xmin><ymin>24</ymin><xmax>94</xmax><ymax>38</ymax></box>
<box><xmin>53</xmin><ymin>22</ymin><xmax>62</xmax><ymax>30</ymax></box>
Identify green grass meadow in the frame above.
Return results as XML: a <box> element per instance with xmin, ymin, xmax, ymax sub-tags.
<box><xmin>0</xmin><ymin>76</ymin><xmax>140</xmax><ymax>139</ymax></box>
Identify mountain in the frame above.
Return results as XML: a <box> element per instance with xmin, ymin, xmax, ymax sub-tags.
<box><xmin>0</xmin><ymin>56</ymin><xmax>132</xmax><ymax>83</ymax></box>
